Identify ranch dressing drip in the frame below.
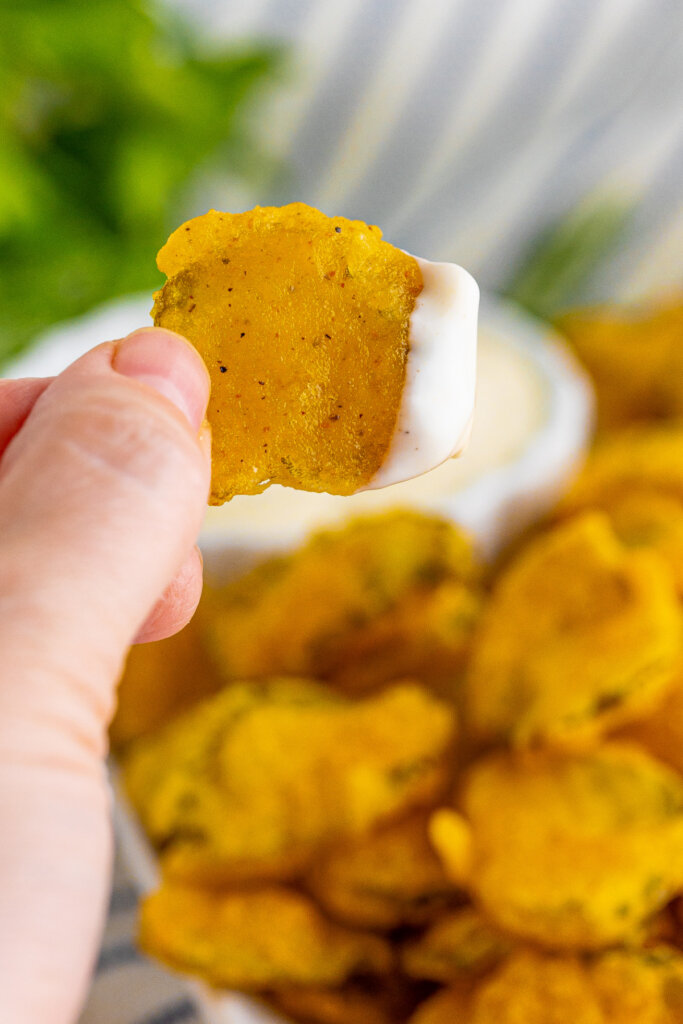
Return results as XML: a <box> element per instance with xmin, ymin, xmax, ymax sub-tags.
<box><xmin>364</xmin><ymin>255</ymin><xmax>479</xmax><ymax>489</ymax></box>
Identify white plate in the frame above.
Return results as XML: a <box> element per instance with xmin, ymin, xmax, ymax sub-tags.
<box><xmin>12</xmin><ymin>292</ymin><xmax>593</xmax><ymax>1020</ymax></box>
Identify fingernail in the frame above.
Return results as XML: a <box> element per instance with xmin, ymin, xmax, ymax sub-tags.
<box><xmin>113</xmin><ymin>327</ymin><xmax>210</xmax><ymax>432</ymax></box>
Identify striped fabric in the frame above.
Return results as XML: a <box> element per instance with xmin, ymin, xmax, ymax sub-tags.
<box><xmin>79</xmin><ymin>2</ymin><xmax>682</xmax><ymax>1020</ymax></box>
<box><xmin>169</xmin><ymin>0</ymin><xmax>683</xmax><ymax>300</ymax></box>
<box><xmin>79</xmin><ymin>851</ymin><xmax>203</xmax><ymax>1024</ymax></box>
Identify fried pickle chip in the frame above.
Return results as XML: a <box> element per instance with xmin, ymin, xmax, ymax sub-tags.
<box><xmin>123</xmin><ymin>678</ymin><xmax>455</xmax><ymax>882</ymax></box>
<box><xmin>559</xmin><ymin>298</ymin><xmax>683</xmax><ymax>430</ymax></box>
<box><xmin>306</xmin><ymin>812</ymin><xmax>459</xmax><ymax>931</ymax></box>
<box><xmin>408</xmin><ymin>984</ymin><xmax>471</xmax><ymax>1024</ymax></box>
<box><xmin>596</xmin><ymin>491</ymin><xmax>683</xmax><ymax>599</ymax></box>
<box><xmin>271</xmin><ymin>975</ymin><xmax>423</xmax><ymax>1024</ymax></box>
<box><xmin>110</xmin><ymin>601</ymin><xmax>220</xmax><ymax>750</ymax></box>
<box><xmin>560</xmin><ymin>426</ymin><xmax>683</xmax><ymax>512</ymax></box>
<box><xmin>619</xmin><ymin>671</ymin><xmax>683</xmax><ymax>776</ymax></box>
<box><xmin>557</xmin><ymin>426</ymin><xmax>683</xmax><ymax>597</ymax></box>
<box><xmin>432</xmin><ymin>744</ymin><xmax>683</xmax><ymax>949</ymax></box>
<box><xmin>465</xmin><ymin>512</ymin><xmax>681</xmax><ymax>748</ymax></box>
<box><xmin>328</xmin><ymin>580</ymin><xmax>482</xmax><ymax>698</ymax></box>
<box><xmin>411</xmin><ymin>947</ymin><xmax>683</xmax><ymax>1024</ymax></box>
<box><xmin>466</xmin><ymin>951</ymin><xmax>604</xmax><ymax>1024</ymax></box>
<box><xmin>140</xmin><ymin>883</ymin><xmax>391</xmax><ymax>990</ymax></box>
<box><xmin>205</xmin><ymin>510</ymin><xmax>481</xmax><ymax>691</ymax></box>
<box><xmin>272</xmin><ymin>985</ymin><xmax>392</xmax><ymax>1024</ymax></box>
<box><xmin>401</xmin><ymin>907</ymin><xmax>514</xmax><ymax>984</ymax></box>
<box><xmin>152</xmin><ymin>204</ymin><xmax>423</xmax><ymax>501</ymax></box>
<box><xmin>640</xmin><ymin>907</ymin><xmax>681</xmax><ymax>950</ymax></box>
<box><xmin>589</xmin><ymin>946</ymin><xmax>683</xmax><ymax>1023</ymax></box>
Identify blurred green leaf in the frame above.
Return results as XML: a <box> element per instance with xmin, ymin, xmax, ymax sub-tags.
<box><xmin>0</xmin><ymin>0</ymin><xmax>283</xmax><ymax>366</ymax></box>
<box><xmin>503</xmin><ymin>197</ymin><xmax>632</xmax><ymax>322</ymax></box>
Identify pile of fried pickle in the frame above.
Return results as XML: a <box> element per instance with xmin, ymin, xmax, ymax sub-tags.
<box><xmin>116</xmin><ymin>297</ymin><xmax>683</xmax><ymax>1023</ymax></box>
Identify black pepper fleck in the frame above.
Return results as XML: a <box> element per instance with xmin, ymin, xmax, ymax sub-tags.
<box><xmin>335</xmin><ymin>226</ymin><xmax>341</xmax><ymax>233</ymax></box>
<box><xmin>221</xmin><ymin>257</ymin><xmax>230</xmax><ymax>264</ymax></box>
<box><xmin>219</xmin><ymin>366</ymin><xmax>227</xmax><ymax>373</ymax></box>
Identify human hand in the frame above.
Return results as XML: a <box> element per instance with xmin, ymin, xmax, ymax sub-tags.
<box><xmin>0</xmin><ymin>328</ymin><xmax>211</xmax><ymax>1024</ymax></box>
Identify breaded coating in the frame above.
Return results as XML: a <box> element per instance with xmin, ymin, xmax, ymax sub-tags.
<box><xmin>123</xmin><ymin>678</ymin><xmax>455</xmax><ymax>883</ymax></box>
<box><xmin>465</xmin><ymin>513</ymin><xmax>681</xmax><ymax>748</ymax></box>
<box><xmin>467</xmin><ymin>951</ymin><xmax>604</xmax><ymax>1024</ymax></box>
<box><xmin>559</xmin><ymin>298</ymin><xmax>683</xmax><ymax>430</ymax></box>
<box><xmin>558</xmin><ymin>425</ymin><xmax>683</xmax><ymax>596</ymax></box>
<box><xmin>598</xmin><ymin>491</ymin><xmax>683</xmax><ymax>599</ymax></box>
<box><xmin>111</xmin><ymin>602</ymin><xmax>220</xmax><ymax>750</ymax></box>
<box><xmin>408</xmin><ymin>985</ymin><xmax>471</xmax><ymax>1024</ymax></box>
<box><xmin>152</xmin><ymin>204</ymin><xmax>423</xmax><ymax>502</ymax></box>
<box><xmin>271</xmin><ymin>975</ymin><xmax>422</xmax><ymax>1024</ymax></box>
<box><xmin>328</xmin><ymin>580</ymin><xmax>482</xmax><ymax>698</ymax></box>
<box><xmin>272</xmin><ymin>986</ymin><xmax>391</xmax><ymax>1024</ymax></box>
<box><xmin>401</xmin><ymin>907</ymin><xmax>513</xmax><ymax>984</ymax></box>
<box><xmin>561</xmin><ymin>426</ymin><xmax>683</xmax><ymax>511</ymax></box>
<box><xmin>306</xmin><ymin>812</ymin><xmax>459</xmax><ymax>931</ymax></box>
<box><xmin>590</xmin><ymin>947</ymin><xmax>683</xmax><ymax>1022</ymax></box>
<box><xmin>432</xmin><ymin>744</ymin><xmax>683</xmax><ymax>949</ymax></box>
<box><xmin>205</xmin><ymin>510</ymin><xmax>481</xmax><ymax>691</ymax></box>
<box><xmin>139</xmin><ymin>883</ymin><xmax>391</xmax><ymax>990</ymax></box>
<box><xmin>640</xmin><ymin>907</ymin><xmax>681</xmax><ymax>950</ymax></box>
<box><xmin>411</xmin><ymin>947</ymin><xmax>683</xmax><ymax>1024</ymax></box>
<box><xmin>619</xmin><ymin>671</ymin><xmax>683</xmax><ymax>776</ymax></box>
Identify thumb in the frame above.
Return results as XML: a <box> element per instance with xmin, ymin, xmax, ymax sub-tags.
<box><xmin>0</xmin><ymin>326</ymin><xmax>211</xmax><ymax>735</ymax></box>
<box><xmin>0</xmin><ymin>327</ymin><xmax>210</xmax><ymax>1024</ymax></box>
